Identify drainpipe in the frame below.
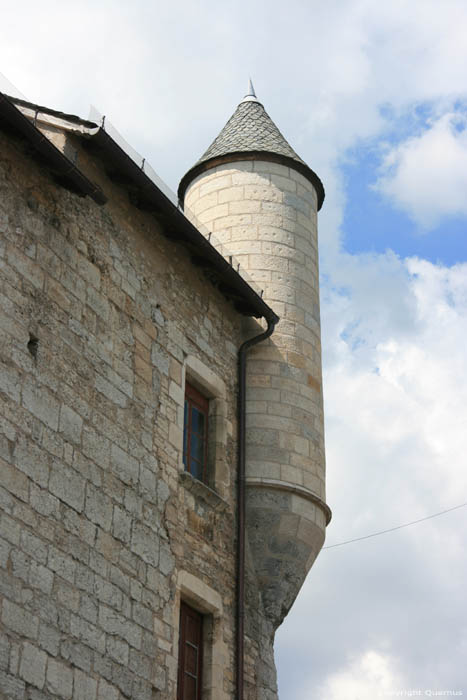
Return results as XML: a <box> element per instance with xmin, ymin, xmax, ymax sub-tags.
<box><xmin>236</xmin><ymin>313</ymin><xmax>279</xmax><ymax>700</ymax></box>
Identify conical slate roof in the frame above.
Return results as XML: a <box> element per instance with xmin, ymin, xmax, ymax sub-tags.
<box><xmin>198</xmin><ymin>97</ymin><xmax>305</xmax><ymax>166</ymax></box>
<box><xmin>178</xmin><ymin>85</ymin><xmax>324</xmax><ymax>209</ymax></box>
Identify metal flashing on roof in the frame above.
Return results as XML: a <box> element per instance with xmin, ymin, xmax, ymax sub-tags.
<box><xmin>0</xmin><ymin>92</ymin><xmax>106</xmax><ymax>204</ymax></box>
<box><xmin>8</xmin><ymin>96</ymin><xmax>98</xmax><ymax>130</ymax></box>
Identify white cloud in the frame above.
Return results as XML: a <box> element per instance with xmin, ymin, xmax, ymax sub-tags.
<box><xmin>324</xmin><ymin>255</ymin><xmax>467</xmax><ymax>516</ymax></box>
<box><xmin>316</xmin><ymin>650</ymin><xmax>403</xmax><ymax>700</ymax></box>
<box><xmin>2</xmin><ymin>0</ymin><xmax>467</xmax><ymax>199</ymax></box>
<box><xmin>277</xmin><ymin>255</ymin><xmax>467</xmax><ymax>697</ymax></box>
<box><xmin>375</xmin><ymin>113</ymin><xmax>467</xmax><ymax>229</ymax></box>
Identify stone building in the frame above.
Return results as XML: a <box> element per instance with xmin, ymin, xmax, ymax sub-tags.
<box><xmin>0</xmin><ymin>83</ymin><xmax>330</xmax><ymax>699</ymax></box>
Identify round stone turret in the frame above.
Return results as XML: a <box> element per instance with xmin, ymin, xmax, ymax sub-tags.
<box><xmin>179</xmin><ymin>84</ymin><xmax>330</xmax><ymax>629</ymax></box>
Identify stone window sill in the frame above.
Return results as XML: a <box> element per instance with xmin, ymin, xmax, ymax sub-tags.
<box><xmin>179</xmin><ymin>471</ymin><xmax>229</xmax><ymax>512</ymax></box>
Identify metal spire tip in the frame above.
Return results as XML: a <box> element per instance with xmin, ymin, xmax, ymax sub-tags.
<box><xmin>241</xmin><ymin>78</ymin><xmax>259</xmax><ymax>103</ymax></box>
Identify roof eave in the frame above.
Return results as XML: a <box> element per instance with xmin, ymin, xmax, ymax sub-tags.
<box><xmin>82</xmin><ymin>129</ymin><xmax>280</xmax><ymax>322</ymax></box>
<box><xmin>0</xmin><ymin>93</ymin><xmax>278</xmax><ymax>323</ymax></box>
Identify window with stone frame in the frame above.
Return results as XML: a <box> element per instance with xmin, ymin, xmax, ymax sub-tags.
<box><xmin>177</xmin><ymin>601</ymin><xmax>204</xmax><ymax>700</ymax></box>
<box><xmin>180</xmin><ymin>355</ymin><xmax>230</xmax><ymax>500</ymax></box>
<box><xmin>183</xmin><ymin>381</ymin><xmax>209</xmax><ymax>482</ymax></box>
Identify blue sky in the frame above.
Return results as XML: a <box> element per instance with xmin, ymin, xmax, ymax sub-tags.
<box><xmin>342</xmin><ymin>145</ymin><xmax>467</xmax><ymax>265</ymax></box>
<box><xmin>341</xmin><ymin>102</ymin><xmax>467</xmax><ymax>265</ymax></box>
<box><xmin>1</xmin><ymin>1</ymin><xmax>467</xmax><ymax>698</ymax></box>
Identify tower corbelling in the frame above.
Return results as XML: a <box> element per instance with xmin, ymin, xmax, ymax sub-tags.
<box><xmin>179</xmin><ymin>86</ymin><xmax>330</xmax><ymax>630</ymax></box>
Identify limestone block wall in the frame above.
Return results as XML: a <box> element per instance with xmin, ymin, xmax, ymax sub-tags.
<box><xmin>185</xmin><ymin>160</ymin><xmax>329</xmax><ymax>627</ymax></box>
<box><xmin>0</xmin><ymin>130</ymin><xmax>278</xmax><ymax>699</ymax></box>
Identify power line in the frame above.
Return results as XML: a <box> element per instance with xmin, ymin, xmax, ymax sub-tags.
<box><xmin>323</xmin><ymin>501</ymin><xmax>467</xmax><ymax>550</ymax></box>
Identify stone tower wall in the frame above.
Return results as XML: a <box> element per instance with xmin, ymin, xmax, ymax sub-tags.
<box><xmin>185</xmin><ymin>160</ymin><xmax>328</xmax><ymax>628</ymax></box>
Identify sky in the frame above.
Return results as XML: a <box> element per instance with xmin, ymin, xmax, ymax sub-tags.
<box><xmin>2</xmin><ymin>1</ymin><xmax>467</xmax><ymax>698</ymax></box>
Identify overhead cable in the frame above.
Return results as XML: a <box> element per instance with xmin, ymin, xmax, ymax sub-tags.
<box><xmin>323</xmin><ymin>501</ymin><xmax>467</xmax><ymax>550</ymax></box>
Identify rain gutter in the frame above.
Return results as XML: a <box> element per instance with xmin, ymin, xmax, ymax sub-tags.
<box><xmin>236</xmin><ymin>314</ymin><xmax>278</xmax><ymax>700</ymax></box>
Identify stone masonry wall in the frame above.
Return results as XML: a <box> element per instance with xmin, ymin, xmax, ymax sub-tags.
<box><xmin>0</xmin><ymin>128</ymin><xmax>261</xmax><ymax>699</ymax></box>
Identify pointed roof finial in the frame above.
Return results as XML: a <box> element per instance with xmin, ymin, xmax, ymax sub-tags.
<box><xmin>242</xmin><ymin>78</ymin><xmax>258</xmax><ymax>103</ymax></box>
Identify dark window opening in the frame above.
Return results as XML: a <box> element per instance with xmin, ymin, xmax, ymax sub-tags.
<box><xmin>183</xmin><ymin>381</ymin><xmax>209</xmax><ymax>482</ymax></box>
<box><xmin>177</xmin><ymin>601</ymin><xmax>203</xmax><ymax>700</ymax></box>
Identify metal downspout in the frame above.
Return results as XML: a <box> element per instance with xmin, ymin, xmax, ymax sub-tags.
<box><xmin>236</xmin><ymin>314</ymin><xmax>278</xmax><ymax>700</ymax></box>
